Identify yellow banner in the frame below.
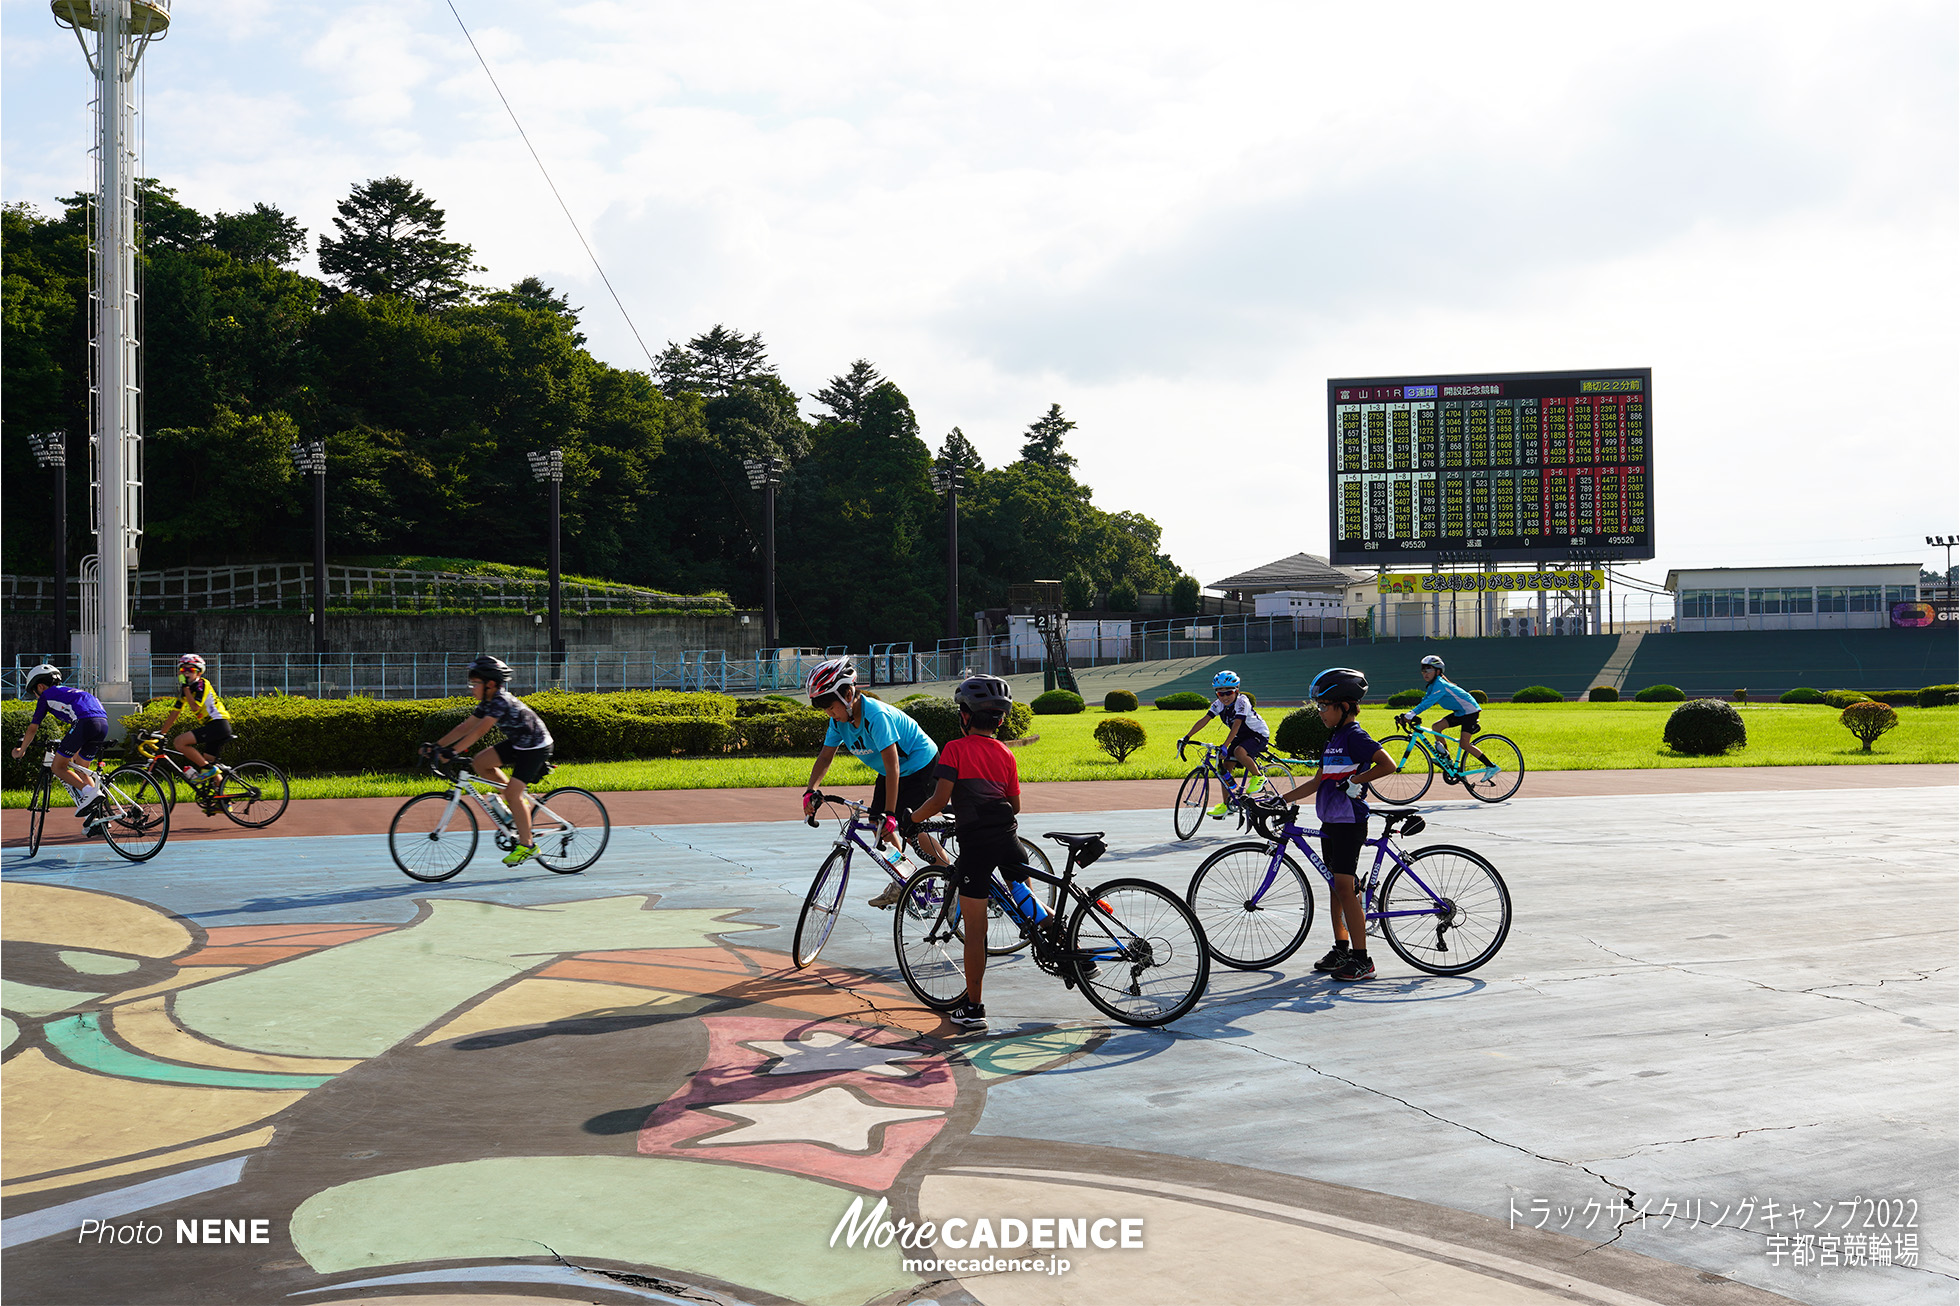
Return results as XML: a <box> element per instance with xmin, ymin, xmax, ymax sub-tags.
<box><xmin>1378</xmin><ymin>569</ymin><xmax>1604</xmax><ymax>594</ymax></box>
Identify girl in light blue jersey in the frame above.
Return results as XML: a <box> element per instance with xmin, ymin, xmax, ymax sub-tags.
<box><xmin>1402</xmin><ymin>655</ymin><xmax>1491</xmax><ymax>771</ymax></box>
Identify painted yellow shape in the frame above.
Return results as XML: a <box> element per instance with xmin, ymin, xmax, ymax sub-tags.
<box><xmin>110</xmin><ymin>996</ymin><xmax>361</xmax><ymax>1075</ymax></box>
<box><xmin>102</xmin><ymin>966</ymin><xmax>242</xmax><ymax>1007</ymax></box>
<box><xmin>0</xmin><ymin>1048</ymin><xmax>302</xmax><ymax>1184</ymax></box>
<box><xmin>1</xmin><ymin>882</ymin><xmax>194</xmax><ymax>958</ymax></box>
<box><xmin>417</xmin><ymin>978</ymin><xmax>712</xmax><ymax>1046</ymax></box>
<box><xmin>2</xmin><ymin>1127</ymin><xmax>276</xmax><ymax>1198</ymax></box>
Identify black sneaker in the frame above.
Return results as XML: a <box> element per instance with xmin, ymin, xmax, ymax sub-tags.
<box><xmin>949</xmin><ymin>1001</ymin><xmax>988</xmax><ymax>1030</ymax></box>
<box><xmin>1332</xmin><ymin>953</ymin><xmax>1376</xmax><ymax>982</ymax></box>
<box><xmin>1312</xmin><ymin>943</ymin><xmax>1351</xmax><ymax>972</ymax></box>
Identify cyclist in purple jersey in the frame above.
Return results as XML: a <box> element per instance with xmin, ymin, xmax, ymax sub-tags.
<box><xmin>10</xmin><ymin>665</ymin><xmax>111</xmax><ymax>820</ymax></box>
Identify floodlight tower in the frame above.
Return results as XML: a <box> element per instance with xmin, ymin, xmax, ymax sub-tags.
<box><xmin>742</xmin><ymin>456</ymin><xmax>785</xmax><ymax>647</ymax></box>
<box><xmin>53</xmin><ymin>0</ymin><xmax>170</xmax><ymax>710</ymax></box>
<box><xmin>930</xmin><ymin>463</ymin><xmax>965</xmax><ymax>641</ymax></box>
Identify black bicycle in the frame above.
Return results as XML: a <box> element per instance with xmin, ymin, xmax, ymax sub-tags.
<box><xmin>130</xmin><ymin>732</ymin><xmax>290</xmax><ymax>829</ymax></box>
<box><xmin>893</xmin><ymin>831</ymin><xmax>1211</xmax><ymax>1028</ymax></box>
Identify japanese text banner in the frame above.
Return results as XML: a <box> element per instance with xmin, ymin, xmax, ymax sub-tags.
<box><xmin>1378</xmin><ymin>570</ymin><xmax>1604</xmax><ymax>594</ymax></box>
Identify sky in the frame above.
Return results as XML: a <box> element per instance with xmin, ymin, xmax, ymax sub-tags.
<box><xmin>5</xmin><ymin>0</ymin><xmax>1956</xmax><ymax>604</ymax></box>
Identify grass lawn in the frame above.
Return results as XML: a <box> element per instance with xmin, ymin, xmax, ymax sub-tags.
<box><xmin>4</xmin><ymin>703</ymin><xmax>1950</xmax><ymax>807</ymax></box>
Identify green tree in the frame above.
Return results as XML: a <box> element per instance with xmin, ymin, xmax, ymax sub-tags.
<box><xmin>656</xmin><ymin>324</ymin><xmax>774</xmax><ymax>398</ymax></box>
<box><xmin>811</xmin><ymin>359</ymin><xmax>884</xmax><ymax>424</ymax></box>
<box><xmin>937</xmin><ymin>425</ymin><xmax>984</xmax><ymax>472</ymax></box>
<box><xmin>144</xmin><ymin>409</ymin><xmax>302</xmax><ymax>554</ymax></box>
<box><xmin>1063</xmin><ymin>568</ymin><xmax>1095</xmax><ymax>610</ymax></box>
<box><xmin>1171</xmin><ymin>574</ymin><xmax>1201</xmax><ymax>615</ymax></box>
<box><xmin>317</xmin><ymin>176</ymin><xmax>480</xmax><ymax>308</ymax></box>
<box><xmin>1020</xmin><ymin>403</ymin><xmax>1077</xmax><ymax>472</ymax></box>
<box><xmin>210</xmin><ymin>203</ymin><xmax>307</xmax><ymax>266</ymax></box>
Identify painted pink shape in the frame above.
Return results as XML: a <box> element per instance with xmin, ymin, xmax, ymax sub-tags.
<box><xmin>638</xmin><ymin>1016</ymin><xmax>955</xmax><ymax>1191</ymax></box>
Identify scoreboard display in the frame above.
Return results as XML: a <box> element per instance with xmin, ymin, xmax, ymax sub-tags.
<box><xmin>1326</xmin><ymin>368</ymin><xmax>1653</xmax><ymax>566</ymax></box>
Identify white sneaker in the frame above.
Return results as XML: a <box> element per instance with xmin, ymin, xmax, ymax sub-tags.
<box><xmin>867</xmin><ymin>882</ymin><xmax>905</xmax><ymax>909</ymax></box>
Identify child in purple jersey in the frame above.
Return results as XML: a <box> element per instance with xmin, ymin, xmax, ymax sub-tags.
<box><xmin>1273</xmin><ymin>667</ymin><xmax>1395</xmax><ymax>981</ymax></box>
<box><xmin>10</xmin><ymin>664</ymin><xmax>111</xmax><ymax>821</ymax></box>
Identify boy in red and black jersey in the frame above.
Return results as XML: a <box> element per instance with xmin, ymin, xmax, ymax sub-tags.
<box><xmin>904</xmin><ymin>674</ymin><xmax>1023</xmax><ymax>1031</ymax></box>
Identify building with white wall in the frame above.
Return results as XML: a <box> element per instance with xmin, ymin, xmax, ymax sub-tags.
<box><xmin>1665</xmin><ymin>564</ymin><xmax>1920</xmax><ymax>632</ymax></box>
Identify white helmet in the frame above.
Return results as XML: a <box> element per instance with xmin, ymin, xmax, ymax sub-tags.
<box><xmin>25</xmin><ymin>663</ymin><xmax>63</xmax><ymax>694</ymax></box>
<box><xmin>804</xmin><ymin>657</ymin><xmax>858</xmax><ymax>702</ymax></box>
<box><xmin>1420</xmin><ymin>655</ymin><xmax>1446</xmax><ymax>672</ymax></box>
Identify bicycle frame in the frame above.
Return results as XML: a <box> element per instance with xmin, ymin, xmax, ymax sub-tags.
<box><xmin>425</xmin><ymin>766</ymin><xmax>575</xmax><ymax>840</ymax></box>
<box><xmin>1394</xmin><ymin>720</ymin><xmax>1497</xmax><ymax>782</ymax></box>
<box><xmin>809</xmin><ymin>793</ymin><xmax>953</xmax><ymax>891</ymax></box>
<box><xmin>1245</xmin><ymin>820</ymin><xmax>1454</xmax><ymax>930</ymax></box>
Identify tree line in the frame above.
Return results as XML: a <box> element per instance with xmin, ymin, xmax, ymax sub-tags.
<box><xmin>1</xmin><ymin>176</ymin><xmax>1195</xmax><ymax>647</ymax></box>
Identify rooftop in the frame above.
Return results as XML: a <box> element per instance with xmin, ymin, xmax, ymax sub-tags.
<box><xmin>1210</xmin><ymin>552</ymin><xmax>1364</xmax><ymax>595</ymax></box>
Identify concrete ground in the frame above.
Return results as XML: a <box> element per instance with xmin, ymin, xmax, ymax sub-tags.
<box><xmin>2</xmin><ymin>771</ymin><xmax>1953</xmax><ymax>1306</ymax></box>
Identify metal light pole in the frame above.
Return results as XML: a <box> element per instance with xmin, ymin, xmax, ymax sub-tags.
<box><xmin>28</xmin><ymin>432</ymin><xmax>69</xmax><ymax>648</ymax></box>
<box><xmin>289</xmin><ymin>440</ymin><xmax>327</xmax><ymax>653</ymax></box>
<box><xmin>54</xmin><ymin>0</ymin><xmax>169</xmax><ymax>706</ymax></box>
<box><xmin>527</xmin><ymin>449</ymin><xmax>565</xmax><ymax>670</ymax></box>
<box><xmin>742</xmin><ymin>456</ymin><xmax>784</xmax><ymax>648</ymax></box>
<box><xmin>930</xmin><ymin>462</ymin><xmax>965</xmax><ymax>641</ymax></box>
<box><xmin>1927</xmin><ymin>535</ymin><xmax>1959</xmax><ymax>599</ymax></box>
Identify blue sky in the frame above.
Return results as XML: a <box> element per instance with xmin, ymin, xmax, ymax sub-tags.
<box><xmin>5</xmin><ymin>0</ymin><xmax>1955</xmax><ymax>594</ymax></box>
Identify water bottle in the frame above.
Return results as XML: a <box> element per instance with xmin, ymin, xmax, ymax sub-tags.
<box><xmin>1010</xmin><ymin>880</ymin><xmax>1048</xmax><ymax>923</ymax></box>
<box><xmin>879</xmin><ymin>842</ymin><xmax>911</xmax><ymax>875</ymax></box>
<box><xmin>489</xmin><ymin>796</ymin><xmax>512</xmax><ymax>824</ymax></box>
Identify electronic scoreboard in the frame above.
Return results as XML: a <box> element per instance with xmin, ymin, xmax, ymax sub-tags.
<box><xmin>1326</xmin><ymin>368</ymin><xmax>1653</xmax><ymax>566</ymax></box>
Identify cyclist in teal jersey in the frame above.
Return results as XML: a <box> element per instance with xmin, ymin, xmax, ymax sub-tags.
<box><xmin>1403</xmin><ymin>655</ymin><xmax>1491</xmax><ymax>770</ymax></box>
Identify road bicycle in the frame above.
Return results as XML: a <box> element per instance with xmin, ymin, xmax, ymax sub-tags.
<box><xmin>22</xmin><ymin>747</ymin><xmax>171</xmax><ymax>862</ymax></box>
<box><xmin>794</xmin><ymin>791</ymin><xmax>1057</xmax><ymax>968</ymax></box>
<box><xmin>1171</xmin><ymin>740</ymin><xmax>1298</xmax><ymax>841</ymax></box>
<box><xmin>388</xmin><ymin>754</ymin><xmax>610</xmax><ymax>881</ymax></box>
<box><xmin>1366</xmin><ymin>714</ymin><xmax>1525</xmax><ymax>805</ymax></box>
<box><xmin>1185</xmin><ymin>803</ymin><xmax>1511</xmax><ymax>975</ymax></box>
<box><xmin>893</xmin><ymin>830</ymin><xmax>1212</xmax><ymax>1028</ymax></box>
<box><xmin>130</xmin><ymin>732</ymin><xmax>290</xmax><ymax>829</ymax></box>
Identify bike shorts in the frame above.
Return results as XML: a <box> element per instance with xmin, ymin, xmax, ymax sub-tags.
<box><xmin>188</xmin><ymin>720</ymin><xmax>234</xmax><ymax>756</ymax></box>
<box><xmin>1320</xmin><ymin>816</ymin><xmax>1370</xmax><ymax>879</ymax></box>
<box><xmin>1229</xmin><ymin>731</ymin><xmax>1270</xmax><ymax>759</ymax></box>
<box><xmin>951</xmin><ymin>825</ymin><xmax>1030</xmax><ymax>900</ymax></box>
<box><xmin>869</xmin><ymin>767</ymin><xmax>936</xmax><ymax>820</ymax></box>
<box><xmin>53</xmin><ymin>717</ymin><xmax>109</xmax><ymax>762</ymax></box>
<box><xmin>1436</xmin><ymin>711</ymin><xmax>1481</xmax><ymax>734</ymax></box>
<box><xmin>488</xmin><ymin>741</ymin><xmax>554</xmax><ymax>785</ymax></box>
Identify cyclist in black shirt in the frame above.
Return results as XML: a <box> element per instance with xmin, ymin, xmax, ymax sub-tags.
<box><xmin>424</xmin><ymin>655</ymin><xmax>556</xmax><ymax>866</ymax></box>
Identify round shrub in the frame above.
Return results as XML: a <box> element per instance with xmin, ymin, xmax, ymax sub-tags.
<box><xmin>1103</xmin><ymin>689</ymin><xmax>1140</xmax><ymax>712</ymax></box>
<box><xmin>1840</xmin><ymin>701</ymin><xmax>1899</xmax><ymax>752</ymax></box>
<box><xmin>1634</xmin><ymin>684</ymin><xmax>1686</xmax><ymax>702</ymax></box>
<box><xmin>1154</xmin><ymin>691</ymin><xmax>1210</xmax><ymax>711</ymax></box>
<box><xmin>1032</xmin><ymin>689</ymin><xmax>1085</xmax><ymax>716</ymax></box>
<box><xmin>1820</xmin><ymin>689</ymin><xmax>1870</xmax><ymax>709</ymax></box>
<box><xmin>1779</xmin><ymin>687</ymin><xmax>1826</xmax><ymax>705</ymax></box>
<box><xmin>1386</xmin><ymin>688</ymin><xmax>1423</xmax><ymax>708</ymax></box>
<box><xmin>1588</xmin><ymin>686</ymin><xmax>1619</xmax><ymax>702</ymax></box>
<box><xmin>1107</xmin><ymin>578</ymin><xmax>1139</xmax><ymax>611</ymax></box>
<box><xmin>1512</xmin><ymin>685</ymin><xmax>1563</xmax><ymax>703</ymax></box>
<box><xmin>901</xmin><ymin>696</ymin><xmax>963</xmax><ymax>747</ymax></box>
<box><xmin>1093</xmin><ymin>716</ymin><xmax>1148</xmax><ymax>762</ymax></box>
<box><xmin>1663</xmin><ymin>699</ymin><xmax>1748</xmax><ymax>756</ymax></box>
<box><xmin>1917</xmin><ymin>683</ymin><xmax>1958</xmax><ymax>709</ymax></box>
<box><xmin>1274</xmin><ymin>706</ymin><xmax>1331</xmax><ymax>758</ymax></box>
<box><xmin>1000</xmin><ymin>701</ymin><xmax>1034</xmax><ymax>741</ymax></box>
<box><xmin>1470</xmin><ymin>688</ymin><xmax>1489</xmax><ymax>704</ymax></box>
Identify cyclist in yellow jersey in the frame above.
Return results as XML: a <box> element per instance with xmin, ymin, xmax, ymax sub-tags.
<box><xmin>157</xmin><ymin>653</ymin><xmax>234</xmax><ymax>782</ymax></box>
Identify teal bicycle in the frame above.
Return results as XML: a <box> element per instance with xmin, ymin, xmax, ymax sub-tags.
<box><xmin>1367</xmin><ymin>714</ymin><xmax>1524</xmax><ymax>805</ymax></box>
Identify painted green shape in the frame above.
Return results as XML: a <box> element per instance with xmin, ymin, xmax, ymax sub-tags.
<box><xmin>57</xmin><ymin>949</ymin><xmax>143</xmax><ymax>975</ymax></box>
<box><xmin>965</xmin><ymin>1023</ymin><xmax>1097</xmax><ymax>1079</ymax></box>
<box><xmin>291</xmin><ymin>1155</ymin><xmax>915</xmax><ymax>1306</ymax></box>
<box><xmin>1</xmin><ymin>977</ymin><xmax>103</xmax><ymax>1018</ymax></box>
<box><xmin>173</xmin><ymin>895</ymin><xmax>766</xmax><ymax>1060</ymax></box>
<box><xmin>1</xmin><ymin>1015</ymin><xmax>17</xmax><ymax>1053</ymax></box>
<box><xmin>42</xmin><ymin>1014</ymin><xmax>335</xmax><ymax>1090</ymax></box>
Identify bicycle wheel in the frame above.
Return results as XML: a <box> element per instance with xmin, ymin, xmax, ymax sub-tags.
<box><xmin>97</xmin><ymin>768</ymin><xmax>171</xmax><ymax>863</ymax></box>
<box><xmin>151</xmin><ymin>764</ymin><xmax>181</xmax><ymax>813</ymax></box>
<box><xmin>219</xmin><ymin>761</ymin><xmax>290</xmax><ymax>828</ymax></box>
<box><xmin>1186</xmin><ymin>842</ymin><xmax>1314</xmax><ymax>970</ymax></box>
<box><xmin>1365</xmin><ymin>736</ymin><xmax>1434</xmax><ymax>805</ymax></box>
<box><xmin>892</xmin><ymin>866</ymin><xmax>968</xmax><ymax>1011</ymax></box>
<box><xmin>26</xmin><ymin>768</ymin><xmax>51</xmax><ymax>855</ymax></box>
<box><xmin>1379</xmin><ymin>844</ymin><xmax>1512</xmax><ymax>975</ymax></box>
<box><xmin>389</xmin><ymin>791</ymin><xmax>478</xmax><ymax>882</ymax></box>
<box><xmin>1172</xmin><ymin>768</ymin><xmax>1211</xmax><ymax>841</ymax></box>
<box><xmin>1250</xmin><ymin>755</ymin><xmax>1296</xmax><ymax>802</ymax></box>
<box><xmin>530</xmin><ymin>787</ymin><xmax>611</xmax><ymax>873</ymax></box>
<box><xmin>1460</xmin><ymin>734</ymin><xmax>1524</xmax><ymax>804</ymax></box>
<box><xmin>1068</xmin><ymin>877</ymin><xmax>1211</xmax><ymax>1027</ymax></box>
<box><xmin>792</xmin><ymin>848</ymin><xmax>849</xmax><ymax>968</ymax></box>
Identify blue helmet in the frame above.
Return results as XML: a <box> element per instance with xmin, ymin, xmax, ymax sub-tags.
<box><xmin>1211</xmin><ymin>669</ymin><xmax>1241</xmax><ymax>690</ymax></box>
<box><xmin>1309</xmin><ymin>666</ymin><xmax>1368</xmax><ymax>704</ymax></box>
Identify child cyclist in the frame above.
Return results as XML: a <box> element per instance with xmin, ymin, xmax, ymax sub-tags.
<box><xmin>1176</xmin><ymin>669</ymin><xmax>1272</xmax><ymax>818</ymax></box>
<box><xmin>156</xmin><ymin>654</ymin><xmax>233</xmax><ymax>785</ymax></box>
<box><xmin>422</xmin><ymin>655</ymin><xmax>555</xmax><ymax>867</ymax></box>
<box><xmin>801</xmin><ymin>657</ymin><xmax>946</xmax><ymax>907</ymax></box>
<box><xmin>902</xmin><ymin>674</ymin><xmax>1025</xmax><ymax>1030</ymax></box>
<box><xmin>10</xmin><ymin>664</ymin><xmax>111</xmax><ymax>823</ymax></box>
<box><xmin>1398</xmin><ymin>654</ymin><xmax>1490</xmax><ymax>773</ymax></box>
<box><xmin>1271</xmin><ymin>667</ymin><xmax>1396</xmax><ymax>982</ymax></box>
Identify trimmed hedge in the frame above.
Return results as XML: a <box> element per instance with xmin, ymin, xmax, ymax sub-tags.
<box><xmin>1840</xmin><ymin>701</ymin><xmax>1898</xmax><ymax>752</ymax></box>
<box><xmin>1512</xmin><ymin>685</ymin><xmax>1563</xmax><ymax>703</ymax></box>
<box><xmin>1386</xmin><ymin>688</ymin><xmax>1424</xmax><ymax>708</ymax></box>
<box><xmin>1664</xmin><ymin>699</ymin><xmax>1747</xmax><ymax>756</ymax></box>
<box><xmin>1860</xmin><ymin>689</ymin><xmax>1924</xmax><ymax>708</ymax></box>
<box><xmin>1031</xmin><ymin>689</ymin><xmax>1085</xmax><ymax>716</ymax></box>
<box><xmin>901</xmin><ymin>696</ymin><xmax>963</xmax><ymax>747</ymax></box>
<box><xmin>737</xmin><ymin>709</ymin><xmax>831</xmax><ymax>753</ymax></box>
<box><xmin>1820</xmin><ymin>690</ymin><xmax>1870</xmax><ymax>709</ymax></box>
<box><xmin>1093</xmin><ymin>716</ymin><xmax>1148</xmax><ymax>762</ymax></box>
<box><xmin>1103</xmin><ymin>689</ymin><xmax>1140</xmax><ymax>713</ymax></box>
<box><xmin>1588</xmin><ymin>686</ymin><xmax>1620</xmax><ymax>702</ymax></box>
<box><xmin>1918</xmin><ymin>684</ymin><xmax>1959</xmax><ymax>709</ymax></box>
<box><xmin>1274</xmin><ymin>706</ymin><xmax>1331</xmax><ymax>759</ymax></box>
<box><xmin>1000</xmin><ymin>701</ymin><xmax>1034</xmax><ymax>742</ymax></box>
<box><xmin>1779</xmin><ymin>687</ymin><xmax>1826</xmax><ymax>705</ymax></box>
<box><xmin>1634</xmin><ymin>684</ymin><xmax>1686</xmax><ymax>702</ymax></box>
<box><xmin>1154</xmin><ymin>691</ymin><xmax>1210</xmax><ymax>711</ymax></box>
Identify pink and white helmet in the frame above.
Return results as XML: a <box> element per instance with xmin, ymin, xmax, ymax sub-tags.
<box><xmin>804</xmin><ymin>657</ymin><xmax>858</xmax><ymax>702</ymax></box>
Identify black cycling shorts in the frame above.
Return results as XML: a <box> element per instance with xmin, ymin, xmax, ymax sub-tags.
<box><xmin>952</xmin><ymin>825</ymin><xmax>1030</xmax><ymax>900</ymax></box>
<box><xmin>868</xmin><ymin>768</ymin><xmax>936</xmax><ymax>820</ymax></box>
<box><xmin>1437</xmin><ymin>711</ymin><xmax>1481</xmax><ymax>734</ymax></box>
<box><xmin>1320</xmin><ymin>816</ymin><xmax>1370</xmax><ymax>879</ymax></box>
<box><xmin>189</xmin><ymin>720</ymin><xmax>235</xmax><ymax>756</ymax></box>
<box><xmin>53</xmin><ymin>717</ymin><xmax>108</xmax><ymax>762</ymax></box>
<box><xmin>1229</xmin><ymin>731</ymin><xmax>1270</xmax><ymax>759</ymax></box>
<box><xmin>489</xmin><ymin>741</ymin><xmax>554</xmax><ymax>785</ymax></box>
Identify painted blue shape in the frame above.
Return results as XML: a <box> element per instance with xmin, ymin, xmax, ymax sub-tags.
<box><xmin>1</xmin><ymin>1156</ymin><xmax>248</xmax><ymax>1248</ymax></box>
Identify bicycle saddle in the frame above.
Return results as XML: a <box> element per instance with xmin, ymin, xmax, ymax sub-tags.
<box><xmin>1043</xmin><ymin>831</ymin><xmax>1108</xmax><ymax>867</ymax></box>
<box><xmin>1376</xmin><ymin>809</ymin><xmax>1426</xmax><ymax>837</ymax></box>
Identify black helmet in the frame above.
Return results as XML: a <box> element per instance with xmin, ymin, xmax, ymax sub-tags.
<box><xmin>954</xmin><ymin>674</ymin><xmax>1014</xmax><ymax>716</ymax></box>
<box><xmin>468</xmin><ymin>655</ymin><xmax>513</xmax><ymax>685</ymax></box>
<box><xmin>1309</xmin><ymin>666</ymin><xmax>1368</xmax><ymax>704</ymax></box>
<box><xmin>25</xmin><ymin>662</ymin><xmax>63</xmax><ymax>694</ymax></box>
